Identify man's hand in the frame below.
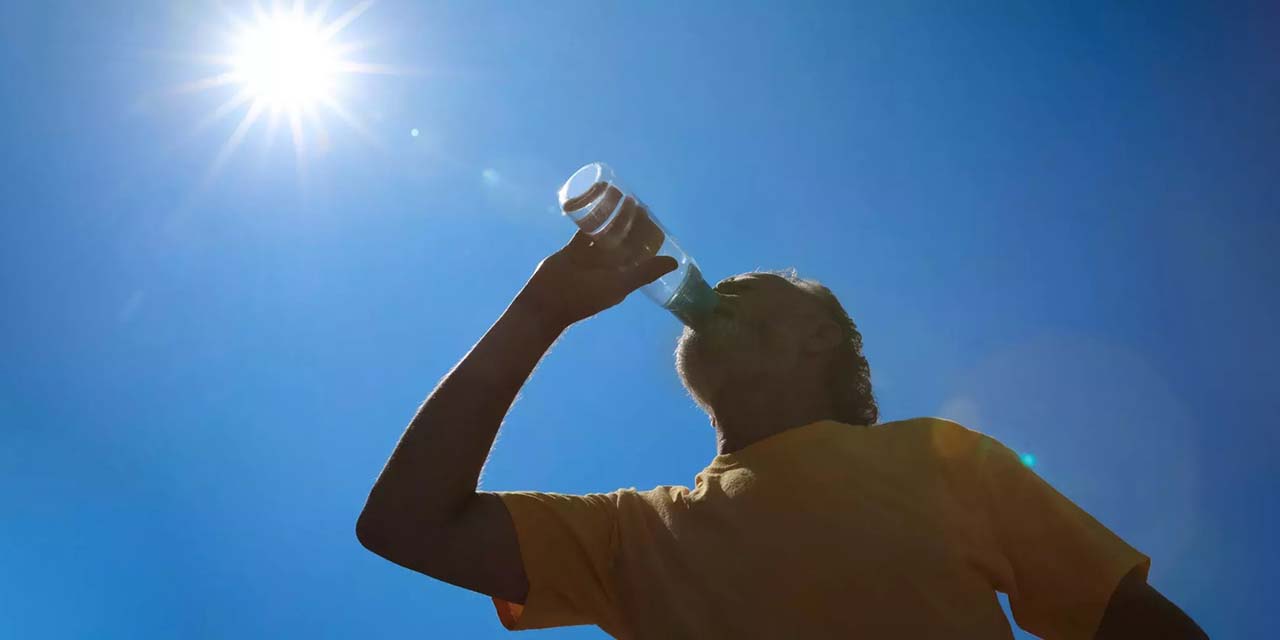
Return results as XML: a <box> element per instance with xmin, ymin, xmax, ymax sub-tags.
<box><xmin>518</xmin><ymin>229</ymin><xmax>678</xmax><ymax>330</ymax></box>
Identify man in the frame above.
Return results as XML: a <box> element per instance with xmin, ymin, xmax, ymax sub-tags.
<box><xmin>356</xmin><ymin>230</ymin><xmax>1206</xmax><ymax>638</ymax></box>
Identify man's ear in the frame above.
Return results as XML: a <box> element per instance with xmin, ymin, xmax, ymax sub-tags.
<box><xmin>803</xmin><ymin>317</ymin><xmax>843</xmax><ymax>354</ymax></box>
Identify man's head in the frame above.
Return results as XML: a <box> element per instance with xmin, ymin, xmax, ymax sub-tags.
<box><xmin>674</xmin><ymin>269</ymin><xmax>878</xmax><ymax>428</ymax></box>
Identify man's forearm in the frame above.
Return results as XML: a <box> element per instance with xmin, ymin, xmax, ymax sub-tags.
<box><xmin>1095</xmin><ymin>567</ymin><xmax>1208</xmax><ymax>639</ymax></box>
<box><xmin>359</xmin><ymin>286</ymin><xmax>566</xmax><ymax>532</ymax></box>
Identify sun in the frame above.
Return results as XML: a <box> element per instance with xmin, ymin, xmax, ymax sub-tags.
<box><xmin>168</xmin><ymin>1</ymin><xmax>398</xmax><ymax>184</ymax></box>
<box><xmin>229</xmin><ymin>11</ymin><xmax>340</xmax><ymax>109</ymax></box>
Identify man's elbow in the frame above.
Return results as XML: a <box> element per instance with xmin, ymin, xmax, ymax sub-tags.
<box><xmin>355</xmin><ymin>508</ymin><xmax>393</xmax><ymax>557</ymax></box>
<box><xmin>355</xmin><ymin>495</ymin><xmax>412</xmax><ymax>559</ymax></box>
<box><xmin>355</xmin><ymin>500</ymin><xmax>459</xmax><ymax>563</ymax></box>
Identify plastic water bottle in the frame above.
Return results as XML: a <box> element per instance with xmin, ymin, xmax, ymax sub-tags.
<box><xmin>557</xmin><ymin>162</ymin><xmax>719</xmax><ymax>328</ymax></box>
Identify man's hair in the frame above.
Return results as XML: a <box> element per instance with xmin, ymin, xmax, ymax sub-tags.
<box><xmin>763</xmin><ymin>269</ymin><xmax>879</xmax><ymax>427</ymax></box>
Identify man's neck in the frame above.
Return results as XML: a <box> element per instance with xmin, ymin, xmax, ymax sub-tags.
<box><xmin>711</xmin><ymin>383</ymin><xmax>833</xmax><ymax>455</ymax></box>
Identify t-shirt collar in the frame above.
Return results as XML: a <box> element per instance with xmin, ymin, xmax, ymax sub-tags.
<box><xmin>705</xmin><ymin>419</ymin><xmax>852</xmax><ymax>472</ymax></box>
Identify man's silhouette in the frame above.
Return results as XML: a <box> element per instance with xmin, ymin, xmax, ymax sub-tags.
<box><xmin>357</xmin><ymin>230</ymin><xmax>1206</xmax><ymax>638</ymax></box>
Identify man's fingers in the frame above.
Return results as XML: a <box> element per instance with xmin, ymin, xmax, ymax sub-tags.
<box><xmin>566</xmin><ymin>231</ymin><xmax>621</xmax><ymax>270</ymax></box>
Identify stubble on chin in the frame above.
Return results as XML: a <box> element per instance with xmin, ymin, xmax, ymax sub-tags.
<box><xmin>680</xmin><ymin>327</ymin><xmax>754</xmax><ymax>411</ymax></box>
<box><xmin>675</xmin><ymin>330</ymin><xmax>718</xmax><ymax>409</ymax></box>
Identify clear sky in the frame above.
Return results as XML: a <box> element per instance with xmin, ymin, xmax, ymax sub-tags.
<box><xmin>2</xmin><ymin>1</ymin><xmax>1276</xmax><ymax>638</ymax></box>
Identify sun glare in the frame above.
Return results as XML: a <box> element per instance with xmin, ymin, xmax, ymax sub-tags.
<box><xmin>169</xmin><ymin>1</ymin><xmax>398</xmax><ymax>184</ymax></box>
<box><xmin>231</xmin><ymin>13</ymin><xmax>338</xmax><ymax>109</ymax></box>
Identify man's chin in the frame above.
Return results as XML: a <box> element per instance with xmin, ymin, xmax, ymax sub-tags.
<box><xmin>678</xmin><ymin>328</ymin><xmax>721</xmax><ymax>360</ymax></box>
<box><xmin>685</xmin><ymin>311</ymin><xmax>738</xmax><ymax>341</ymax></box>
<box><xmin>676</xmin><ymin>334</ymin><xmax>717</xmax><ymax>378</ymax></box>
<box><xmin>677</xmin><ymin>363</ymin><xmax>720</xmax><ymax>412</ymax></box>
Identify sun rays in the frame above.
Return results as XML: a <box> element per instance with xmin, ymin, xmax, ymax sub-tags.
<box><xmin>173</xmin><ymin>1</ymin><xmax>398</xmax><ymax>185</ymax></box>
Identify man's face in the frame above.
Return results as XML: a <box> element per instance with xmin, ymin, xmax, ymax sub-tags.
<box><xmin>675</xmin><ymin>273</ymin><xmax>823</xmax><ymax>411</ymax></box>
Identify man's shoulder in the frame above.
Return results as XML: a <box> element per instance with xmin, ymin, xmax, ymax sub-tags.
<box><xmin>876</xmin><ymin>416</ymin><xmax>1000</xmax><ymax>460</ymax></box>
<box><xmin>629</xmin><ymin>484</ymin><xmax>692</xmax><ymax>508</ymax></box>
<box><xmin>878</xmin><ymin>415</ymin><xmax>980</xmax><ymax>436</ymax></box>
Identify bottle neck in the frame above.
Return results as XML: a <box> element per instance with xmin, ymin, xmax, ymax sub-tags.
<box><xmin>666</xmin><ymin>264</ymin><xmax>720</xmax><ymax>328</ymax></box>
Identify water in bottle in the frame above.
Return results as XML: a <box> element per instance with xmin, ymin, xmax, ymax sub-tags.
<box><xmin>557</xmin><ymin>162</ymin><xmax>720</xmax><ymax>328</ymax></box>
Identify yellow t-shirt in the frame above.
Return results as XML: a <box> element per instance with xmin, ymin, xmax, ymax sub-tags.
<box><xmin>491</xmin><ymin>417</ymin><xmax>1148</xmax><ymax>639</ymax></box>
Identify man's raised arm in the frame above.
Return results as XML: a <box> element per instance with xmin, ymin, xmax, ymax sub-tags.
<box><xmin>355</xmin><ymin>230</ymin><xmax>675</xmax><ymax>600</ymax></box>
<box><xmin>1095</xmin><ymin>565</ymin><xmax>1208</xmax><ymax>639</ymax></box>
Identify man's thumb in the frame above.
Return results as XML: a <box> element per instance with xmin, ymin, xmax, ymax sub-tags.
<box><xmin>630</xmin><ymin>256</ymin><xmax>679</xmax><ymax>287</ymax></box>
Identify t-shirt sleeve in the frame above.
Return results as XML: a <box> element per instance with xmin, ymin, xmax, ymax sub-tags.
<box><xmin>976</xmin><ymin>436</ymin><xmax>1150</xmax><ymax>640</ymax></box>
<box><xmin>489</xmin><ymin>490</ymin><xmax>622</xmax><ymax>632</ymax></box>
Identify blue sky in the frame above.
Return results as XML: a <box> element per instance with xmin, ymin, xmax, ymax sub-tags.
<box><xmin>2</xmin><ymin>1</ymin><xmax>1276</xmax><ymax>637</ymax></box>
